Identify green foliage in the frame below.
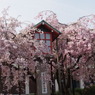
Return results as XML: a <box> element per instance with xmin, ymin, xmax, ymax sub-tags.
<box><xmin>74</xmin><ymin>88</ymin><xmax>83</xmax><ymax>95</ymax></box>
<box><xmin>29</xmin><ymin>93</ymin><xmax>35</xmax><ymax>95</ymax></box>
<box><xmin>53</xmin><ymin>85</ymin><xmax>95</xmax><ymax>95</ymax></box>
<box><xmin>54</xmin><ymin>91</ymin><xmax>60</xmax><ymax>95</ymax></box>
<box><xmin>73</xmin><ymin>85</ymin><xmax>95</xmax><ymax>95</ymax></box>
<box><xmin>83</xmin><ymin>85</ymin><xmax>95</xmax><ymax>95</ymax></box>
<box><xmin>74</xmin><ymin>92</ymin><xmax>81</xmax><ymax>95</ymax></box>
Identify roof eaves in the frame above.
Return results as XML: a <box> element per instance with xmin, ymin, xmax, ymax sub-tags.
<box><xmin>33</xmin><ymin>20</ymin><xmax>62</xmax><ymax>34</ymax></box>
<box><xmin>42</xmin><ymin>20</ymin><xmax>62</xmax><ymax>34</ymax></box>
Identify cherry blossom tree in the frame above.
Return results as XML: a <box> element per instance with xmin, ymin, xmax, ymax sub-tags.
<box><xmin>54</xmin><ymin>16</ymin><xmax>95</xmax><ymax>95</ymax></box>
<box><xmin>0</xmin><ymin>8</ymin><xmax>50</xmax><ymax>94</ymax></box>
<box><xmin>36</xmin><ymin>10</ymin><xmax>95</xmax><ymax>95</ymax></box>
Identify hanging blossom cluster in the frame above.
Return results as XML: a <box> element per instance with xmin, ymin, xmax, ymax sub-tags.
<box><xmin>56</xmin><ymin>16</ymin><xmax>95</xmax><ymax>85</ymax></box>
<box><xmin>0</xmin><ymin>8</ymin><xmax>50</xmax><ymax>91</ymax></box>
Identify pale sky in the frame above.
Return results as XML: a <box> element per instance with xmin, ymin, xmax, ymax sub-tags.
<box><xmin>0</xmin><ymin>0</ymin><xmax>95</xmax><ymax>24</ymax></box>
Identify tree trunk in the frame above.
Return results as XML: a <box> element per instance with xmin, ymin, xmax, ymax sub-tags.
<box><xmin>18</xmin><ymin>81</ymin><xmax>21</xmax><ymax>95</ymax></box>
